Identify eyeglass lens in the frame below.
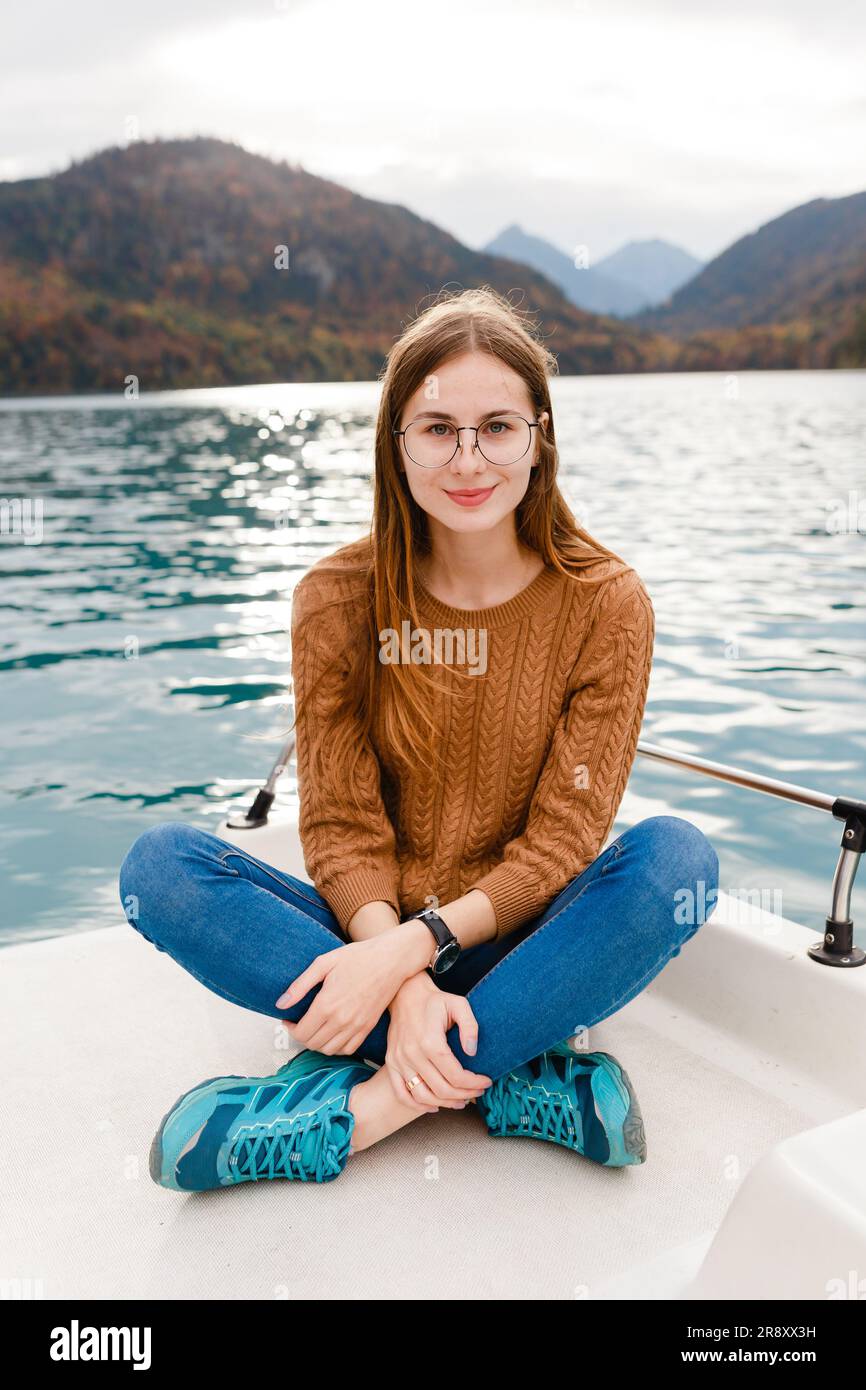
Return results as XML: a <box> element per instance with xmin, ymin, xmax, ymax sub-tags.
<box><xmin>402</xmin><ymin>415</ymin><xmax>533</xmax><ymax>468</ymax></box>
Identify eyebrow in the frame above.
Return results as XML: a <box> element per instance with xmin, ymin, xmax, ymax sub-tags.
<box><xmin>408</xmin><ymin>407</ymin><xmax>520</xmax><ymax>422</ymax></box>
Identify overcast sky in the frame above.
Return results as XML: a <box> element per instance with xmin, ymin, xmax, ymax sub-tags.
<box><xmin>2</xmin><ymin>0</ymin><xmax>864</xmax><ymax>263</ymax></box>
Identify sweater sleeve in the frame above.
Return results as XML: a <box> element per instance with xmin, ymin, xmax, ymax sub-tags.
<box><xmin>467</xmin><ymin>572</ymin><xmax>655</xmax><ymax>940</ymax></box>
<box><xmin>290</xmin><ymin>576</ymin><xmax>402</xmax><ymax>935</ymax></box>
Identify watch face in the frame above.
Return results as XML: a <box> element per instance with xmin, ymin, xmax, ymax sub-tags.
<box><xmin>432</xmin><ymin>938</ymin><xmax>461</xmax><ymax>974</ymax></box>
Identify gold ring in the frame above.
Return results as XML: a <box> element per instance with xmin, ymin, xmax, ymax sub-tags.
<box><xmin>405</xmin><ymin>1073</ymin><xmax>422</xmax><ymax>1091</ymax></box>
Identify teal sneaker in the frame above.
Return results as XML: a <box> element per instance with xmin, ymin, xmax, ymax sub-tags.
<box><xmin>475</xmin><ymin>1041</ymin><xmax>646</xmax><ymax>1167</ymax></box>
<box><xmin>149</xmin><ymin>1049</ymin><xmax>377</xmax><ymax>1190</ymax></box>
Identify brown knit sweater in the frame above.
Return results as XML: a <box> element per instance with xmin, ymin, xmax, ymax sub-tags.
<box><xmin>290</xmin><ymin>538</ymin><xmax>654</xmax><ymax>941</ymax></box>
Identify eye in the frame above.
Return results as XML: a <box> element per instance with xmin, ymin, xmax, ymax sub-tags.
<box><xmin>426</xmin><ymin>421</ymin><xmax>453</xmax><ymax>436</ymax></box>
<box><xmin>484</xmin><ymin>417</ymin><xmax>514</xmax><ymax>435</ymax></box>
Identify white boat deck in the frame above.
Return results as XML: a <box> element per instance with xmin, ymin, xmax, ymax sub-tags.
<box><xmin>3</xmin><ymin>820</ymin><xmax>866</xmax><ymax>1300</ymax></box>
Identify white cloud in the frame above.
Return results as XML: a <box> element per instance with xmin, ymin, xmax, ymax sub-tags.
<box><xmin>1</xmin><ymin>0</ymin><xmax>863</xmax><ymax>260</ymax></box>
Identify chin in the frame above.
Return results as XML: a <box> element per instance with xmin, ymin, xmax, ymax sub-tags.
<box><xmin>435</xmin><ymin>505</ymin><xmax>510</xmax><ymax>530</ymax></box>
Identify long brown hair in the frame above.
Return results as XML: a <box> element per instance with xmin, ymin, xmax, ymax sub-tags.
<box><xmin>291</xmin><ymin>285</ymin><xmax>631</xmax><ymax>814</ymax></box>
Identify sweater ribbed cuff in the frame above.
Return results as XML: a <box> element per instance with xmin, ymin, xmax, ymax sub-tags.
<box><xmin>469</xmin><ymin>863</ymin><xmax>542</xmax><ymax>940</ymax></box>
<box><xmin>321</xmin><ymin>867</ymin><xmax>402</xmax><ymax>935</ymax></box>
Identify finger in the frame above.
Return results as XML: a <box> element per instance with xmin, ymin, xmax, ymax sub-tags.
<box><xmin>420</xmin><ymin>1041</ymin><xmax>491</xmax><ymax>1097</ymax></box>
<box><xmin>343</xmin><ymin>1030</ymin><xmax>372</xmax><ymax>1058</ymax></box>
<box><xmin>414</xmin><ymin>1056</ymin><xmax>482</xmax><ymax>1106</ymax></box>
<box><xmin>327</xmin><ymin>1026</ymin><xmax>364</xmax><ymax>1057</ymax></box>
<box><xmin>275</xmin><ymin>957</ymin><xmax>328</xmax><ymax>1009</ymax></box>
<box><xmin>385</xmin><ymin>1062</ymin><xmax>438</xmax><ymax>1114</ymax></box>
<box><xmin>288</xmin><ymin>999</ymin><xmax>328</xmax><ymax>1048</ymax></box>
<box><xmin>407</xmin><ymin>1077</ymin><xmax>456</xmax><ymax>1110</ymax></box>
<box><xmin>298</xmin><ymin>1019</ymin><xmax>343</xmax><ymax>1054</ymax></box>
<box><xmin>305</xmin><ymin>1013</ymin><xmax>365</xmax><ymax>1055</ymax></box>
<box><xmin>439</xmin><ymin>1006</ymin><xmax>494</xmax><ymax>1089</ymax></box>
<box><xmin>451</xmin><ymin>999</ymin><xmax>483</xmax><ymax>1066</ymax></box>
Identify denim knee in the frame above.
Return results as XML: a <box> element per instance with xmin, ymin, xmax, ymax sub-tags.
<box><xmin>646</xmin><ymin>815</ymin><xmax>720</xmax><ymax>950</ymax></box>
<box><xmin>630</xmin><ymin>814</ymin><xmax>716</xmax><ymax>879</ymax></box>
<box><xmin>118</xmin><ymin>820</ymin><xmax>202</xmax><ymax>940</ymax></box>
<box><xmin>627</xmin><ymin>814</ymin><xmax>720</xmax><ymax>945</ymax></box>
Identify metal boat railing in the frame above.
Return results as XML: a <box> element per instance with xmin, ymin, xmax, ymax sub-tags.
<box><xmin>637</xmin><ymin>742</ymin><xmax>865</xmax><ymax>968</ymax></box>
<box><xmin>227</xmin><ymin>732</ymin><xmax>866</xmax><ymax>969</ymax></box>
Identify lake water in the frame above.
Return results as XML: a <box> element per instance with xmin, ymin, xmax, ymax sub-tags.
<box><xmin>1</xmin><ymin>370</ymin><xmax>864</xmax><ymax>947</ymax></box>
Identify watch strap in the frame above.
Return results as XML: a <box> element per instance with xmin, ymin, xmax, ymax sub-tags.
<box><xmin>406</xmin><ymin>907</ymin><xmax>459</xmax><ymax>968</ymax></box>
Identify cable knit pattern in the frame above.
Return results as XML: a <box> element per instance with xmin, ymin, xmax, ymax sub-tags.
<box><xmin>290</xmin><ymin>538</ymin><xmax>655</xmax><ymax>940</ymax></box>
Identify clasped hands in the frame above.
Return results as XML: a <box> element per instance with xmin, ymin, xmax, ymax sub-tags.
<box><xmin>274</xmin><ymin>914</ymin><xmax>493</xmax><ymax>1113</ymax></box>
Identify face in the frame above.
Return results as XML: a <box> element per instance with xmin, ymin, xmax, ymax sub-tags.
<box><xmin>396</xmin><ymin>350</ymin><xmax>549</xmax><ymax>536</ymax></box>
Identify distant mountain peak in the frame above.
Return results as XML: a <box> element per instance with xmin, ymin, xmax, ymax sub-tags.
<box><xmin>484</xmin><ymin>223</ymin><xmax>703</xmax><ymax>316</ymax></box>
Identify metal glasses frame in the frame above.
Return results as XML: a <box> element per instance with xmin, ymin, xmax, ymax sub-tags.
<box><xmin>393</xmin><ymin>414</ymin><xmax>541</xmax><ymax>468</ymax></box>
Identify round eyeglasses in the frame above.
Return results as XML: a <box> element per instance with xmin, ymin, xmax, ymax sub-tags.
<box><xmin>394</xmin><ymin>413</ymin><xmax>541</xmax><ymax>469</ymax></box>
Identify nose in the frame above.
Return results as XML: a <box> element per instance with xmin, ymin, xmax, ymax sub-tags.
<box><xmin>449</xmin><ymin>429</ymin><xmax>488</xmax><ymax>476</ymax></box>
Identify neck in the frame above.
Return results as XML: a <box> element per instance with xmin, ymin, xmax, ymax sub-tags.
<box><xmin>417</xmin><ymin>527</ymin><xmax>544</xmax><ymax>610</ymax></box>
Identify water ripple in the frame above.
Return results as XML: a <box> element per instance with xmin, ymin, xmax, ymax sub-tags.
<box><xmin>1</xmin><ymin>372</ymin><xmax>864</xmax><ymax>943</ymax></box>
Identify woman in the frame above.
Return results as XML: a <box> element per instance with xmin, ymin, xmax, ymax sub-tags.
<box><xmin>119</xmin><ymin>286</ymin><xmax>719</xmax><ymax>1192</ymax></box>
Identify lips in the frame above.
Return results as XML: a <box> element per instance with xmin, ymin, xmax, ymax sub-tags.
<box><xmin>445</xmin><ymin>486</ymin><xmax>496</xmax><ymax>505</ymax></box>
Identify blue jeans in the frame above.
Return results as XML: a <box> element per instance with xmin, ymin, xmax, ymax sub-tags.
<box><xmin>118</xmin><ymin>815</ymin><xmax>719</xmax><ymax>1081</ymax></box>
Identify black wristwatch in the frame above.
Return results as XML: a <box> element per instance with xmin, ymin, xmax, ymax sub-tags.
<box><xmin>405</xmin><ymin>907</ymin><xmax>461</xmax><ymax>976</ymax></box>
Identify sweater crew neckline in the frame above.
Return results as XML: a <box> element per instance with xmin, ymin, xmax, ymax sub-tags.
<box><xmin>413</xmin><ymin>561</ymin><xmax>564</xmax><ymax>628</ymax></box>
